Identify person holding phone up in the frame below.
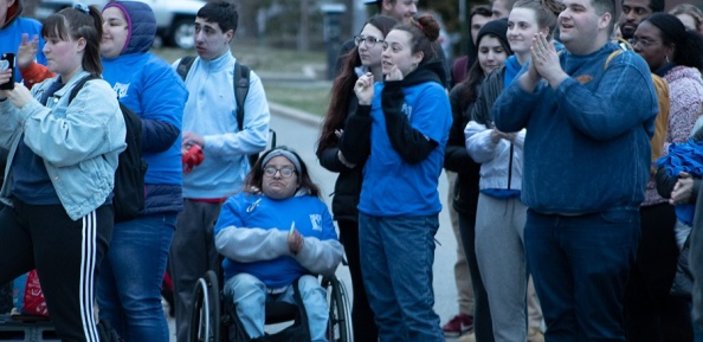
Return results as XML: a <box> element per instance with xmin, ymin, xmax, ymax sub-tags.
<box><xmin>0</xmin><ymin>5</ymin><xmax>125</xmax><ymax>342</ymax></box>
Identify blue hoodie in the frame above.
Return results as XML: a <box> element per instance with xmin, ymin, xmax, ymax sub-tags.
<box><xmin>101</xmin><ymin>1</ymin><xmax>187</xmax><ymax>213</ymax></box>
<box><xmin>0</xmin><ymin>0</ymin><xmax>46</xmax><ymax>82</ymax></box>
<box><xmin>493</xmin><ymin>42</ymin><xmax>658</xmax><ymax>214</ymax></box>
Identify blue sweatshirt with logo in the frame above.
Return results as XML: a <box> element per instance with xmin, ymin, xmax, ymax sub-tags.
<box><xmin>493</xmin><ymin>42</ymin><xmax>658</xmax><ymax>214</ymax></box>
<box><xmin>100</xmin><ymin>2</ymin><xmax>186</xmax><ymax>213</ymax></box>
<box><xmin>102</xmin><ymin>53</ymin><xmax>186</xmax><ymax>186</ymax></box>
<box><xmin>357</xmin><ymin>62</ymin><xmax>452</xmax><ymax>216</ymax></box>
<box><xmin>214</xmin><ymin>191</ymin><xmax>343</xmax><ymax>288</ymax></box>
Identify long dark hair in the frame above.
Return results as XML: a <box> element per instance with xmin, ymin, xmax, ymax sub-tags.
<box><xmin>459</xmin><ymin>20</ymin><xmax>512</xmax><ymax>110</ymax></box>
<box><xmin>42</xmin><ymin>5</ymin><xmax>103</xmax><ymax>76</ymax></box>
<box><xmin>317</xmin><ymin>15</ymin><xmax>397</xmax><ymax>153</ymax></box>
<box><xmin>458</xmin><ymin>34</ymin><xmax>508</xmax><ymax>111</ymax></box>
<box><xmin>647</xmin><ymin>13</ymin><xmax>703</xmax><ymax>71</ymax></box>
<box><xmin>244</xmin><ymin>146</ymin><xmax>321</xmax><ymax>198</ymax></box>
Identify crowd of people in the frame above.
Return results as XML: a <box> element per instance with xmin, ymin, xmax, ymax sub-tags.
<box><xmin>2</xmin><ymin>0</ymin><xmax>703</xmax><ymax>341</ymax></box>
<box><xmin>327</xmin><ymin>0</ymin><xmax>703</xmax><ymax>341</ymax></box>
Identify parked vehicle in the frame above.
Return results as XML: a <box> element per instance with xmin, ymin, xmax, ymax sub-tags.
<box><xmin>136</xmin><ymin>0</ymin><xmax>204</xmax><ymax>49</ymax></box>
<box><xmin>36</xmin><ymin>0</ymin><xmax>204</xmax><ymax>49</ymax></box>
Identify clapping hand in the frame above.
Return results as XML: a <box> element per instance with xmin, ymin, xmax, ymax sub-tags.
<box><xmin>670</xmin><ymin>172</ymin><xmax>695</xmax><ymax>205</ymax></box>
<box><xmin>530</xmin><ymin>32</ymin><xmax>567</xmax><ymax>88</ymax></box>
<box><xmin>17</xmin><ymin>34</ymin><xmax>39</xmax><ymax>70</ymax></box>
<box><xmin>354</xmin><ymin>72</ymin><xmax>374</xmax><ymax>105</ymax></box>
<box><xmin>490</xmin><ymin>129</ymin><xmax>517</xmax><ymax>143</ymax></box>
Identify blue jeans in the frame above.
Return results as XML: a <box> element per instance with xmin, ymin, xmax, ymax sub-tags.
<box><xmin>359</xmin><ymin>213</ymin><xmax>443</xmax><ymax>342</ymax></box>
<box><xmin>97</xmin><ymin>213</ymin><xmax>175</xmax><ymax>342</ymax></box>
<box><xmin>524</xmin><ymin>209</ymin><xmax>639</xmax><ymax>341</ymax></box>
<box><xmin>224</xmin><ymin>273</ymin><xmax>329</xmax><ymax>342</ymax></box>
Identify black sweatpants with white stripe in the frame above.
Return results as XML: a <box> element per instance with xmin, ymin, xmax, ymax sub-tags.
<box><xmin>0</xmin><ymin>200</ymin><xmax>113</xmax><ymax>342</ymax></box>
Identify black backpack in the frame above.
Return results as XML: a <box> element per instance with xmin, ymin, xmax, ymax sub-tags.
<box><xmin>176</xmin><ymin>57</ymin><xmax>275</xmax><ymax>166</ymax></box>
<box><xmin>69</xmin><ymin>76</ymin><xmax>147</xmax><ymax>222</ymax></box>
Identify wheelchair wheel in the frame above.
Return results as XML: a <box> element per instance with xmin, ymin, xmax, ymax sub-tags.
<box><xmin>188</xmin><ymin>270</ymin><xmax>221</xmax><ymax>342</ymax></box>
<box><xmin>323</xmin><ymin>276</ymin><xmax>353</xmax><ymax>342</ymax></box>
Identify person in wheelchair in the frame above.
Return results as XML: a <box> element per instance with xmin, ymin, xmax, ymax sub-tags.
<box><xmin>213</xmin><ymin>146</ymin><xmax>344</xmax><ymax>342</ymax></box>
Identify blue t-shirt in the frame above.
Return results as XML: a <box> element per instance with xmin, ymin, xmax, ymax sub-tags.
<box><xmin>358</xmin><ymin>81</ymin><xmax>452</xmax><ymax>216</ymax></box>
<box><xmin>10</xmin><ymin>80</ymin><xmax>64</xmax><ymax>205</ymax></box>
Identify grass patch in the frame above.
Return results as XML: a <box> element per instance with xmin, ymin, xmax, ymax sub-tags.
<box><xmin>153</xmin><ymin>42</ymin><xmax>325</xmax><ymax>74</ymax></box>
<box><xmin>153</xmin><ymin>43</ymin><xmax>330</xmax><ymax>115</ymax></box>
<box><xmin>263</xmin><ymin>82</ymin><xmax>331</xmax><ymax>116</ymax></box>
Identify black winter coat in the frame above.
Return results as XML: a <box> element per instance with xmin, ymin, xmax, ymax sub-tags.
<box><xmin>444</xmin><ymin>81</ymin><xmax>481</xmax><ymax>216</ymax></box>
<box><xmin>317</xmin><ymin>94</ymin><xmax>364</xmax><ymax>222</ymax></box>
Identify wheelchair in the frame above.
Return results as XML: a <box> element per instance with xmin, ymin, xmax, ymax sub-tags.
<box><xmin>188</xmin><ymin>268</ymin><xmax>353</xmax><ymax>342</ymax></box>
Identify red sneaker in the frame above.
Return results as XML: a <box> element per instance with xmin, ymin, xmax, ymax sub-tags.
<box><xmin>442</xmin><ymin>313</ymin><xmax>474</xmax><ymax>337</ymax></box>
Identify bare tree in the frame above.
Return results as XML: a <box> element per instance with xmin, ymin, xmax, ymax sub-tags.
<box><xmin>234</xmin><ymin>0</ymin><xmax>259</xmax><ymax>41</ymax></box>
<box><xmin>298</xmin><ymin>0</ymin><xmax>310</xmax><ymax>51</ymax></box>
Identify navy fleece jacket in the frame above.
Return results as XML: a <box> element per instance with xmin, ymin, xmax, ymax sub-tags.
<box><xmin>493</xmin><ymin>42</ymin><xmax>658</xmax><ymax>214</ymax></box>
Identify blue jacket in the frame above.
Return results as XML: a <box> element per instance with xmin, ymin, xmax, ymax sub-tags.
<box><xmin>0</xmin><ymin>71</ymin><xmax>126</xmax><ymax>220</ymax></box>
<box><xmin>657</xmin><ymin>139</ymin><xmax>703</xmax><ymax>225</ymax></box>
<box><xmin>214</xmin><ymin>191</ymin><xmax>343</xmax><ymax>289</ymax></box>
<box><xmin>493</xmin><ymin>43</ymin><xmax>658</xmax><ymax>214</ymax></box>
<box><xmin>0</xmin><ymin>0</ymin><xmax>46</xmax><ymax>83</ymax></box>
<box><xmin>177</xmin><ymin>51</ymin><xmax>270</xmax><ymax>199</ymax></box>
<box><xmin>101</xmin><ymin>1</ymin><xmax>186</xmax><ymax>213</ymax></box>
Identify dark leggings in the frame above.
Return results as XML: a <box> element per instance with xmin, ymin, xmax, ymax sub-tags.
<box><xmin>458</xmin><ymin>211</ymin><xmax>494</xmax><ymax>342</ymax></box>
<box><xmin>338</xmin><ymin>219</ymin><xmax>378</xmax><ymax>341</ymax></box>
<box><xmin>624</xmin><ymin>203</ymin><xmax>692</xmax><ymax>341</ymax></box>
<box><xmin>0</xmin><ymin>201</ymin><xmax>113</xmax><ymax>342</ymax></box>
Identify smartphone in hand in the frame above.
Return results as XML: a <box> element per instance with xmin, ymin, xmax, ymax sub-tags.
<box><xmin>0</xmin><ymin>53</ymin><xmax>15</xmax><ymax>90</ymax></box>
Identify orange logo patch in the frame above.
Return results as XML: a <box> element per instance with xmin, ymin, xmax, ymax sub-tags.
<box><xmin>576</xmin><ymin>75</ymin><xmax>593</xmax><ymax>84</ymax></box>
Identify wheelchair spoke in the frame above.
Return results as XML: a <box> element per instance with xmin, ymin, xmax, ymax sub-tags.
<box><xmin>325</xmin><ymin>276</ymin><xmax>353</xmax><ymax>342</ymax></box>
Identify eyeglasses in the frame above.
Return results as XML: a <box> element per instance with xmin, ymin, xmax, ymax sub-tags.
<box><xmin>631</xmin><ymin>37</ymin><xmax>659</xmax><ymax>48</ymax></box>
<box><xmin>354</xmin><ymin>35</ymin><xmax>383</xmax><ymax>48</ymax></box>
<box><xmin>263</xmin><ymin>166</ymin><xmax>296</xmax><ymax>178</ymax></box>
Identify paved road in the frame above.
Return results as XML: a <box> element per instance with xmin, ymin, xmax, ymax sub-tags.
<box><xmin>168</xmin><ymin>112</ymin><xmax>461</xmax><ymax>341</ymax></box>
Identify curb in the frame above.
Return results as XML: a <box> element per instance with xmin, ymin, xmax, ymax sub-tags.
<box><xmin>269</xmin><ymin>102</ymin><xmax>323</xmax><ymax>128</ymax></box>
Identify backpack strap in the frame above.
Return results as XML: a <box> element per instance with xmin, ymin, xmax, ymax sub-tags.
<box><xmin>616</xmin><ymin>37</ymin><xmax>634</xmax><ymax>51</ymax></box>
<box><xmin>176</xmin><ymin>56</ymin><xmax>196</xmax><ymax>81</ymax></box>
<box><xmin>233</xmin><ymin>62</ymin><xmax>250</xmax><ymax>132</ymax></box>
<box><xmin>604</xmin><ymin>50</ymin><xmax>624</xmax><ymax>70</ymax></box>
<box><xmin>176</xmin><ymin>57</ymin><xmax>250</xmax><ymax>132</ymax></box>
<box><xmin>604</xmin><ymin>40</ymin><xmax>632</xmax><ymax>70</ymax></box>
<box><xmin>68</xmin><ymin>75</ymin><xmax>100</xmax><ymax>103</ymax></box>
